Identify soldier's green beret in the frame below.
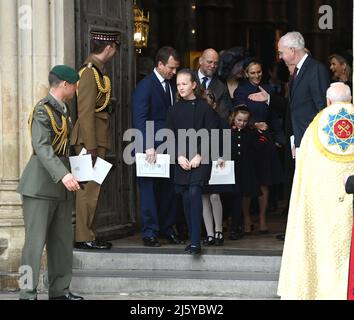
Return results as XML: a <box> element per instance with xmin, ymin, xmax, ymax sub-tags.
<box><xmin>50</xmin><ymin>65</ymin><xmax>80</xmax><ymax>84</ymax></box>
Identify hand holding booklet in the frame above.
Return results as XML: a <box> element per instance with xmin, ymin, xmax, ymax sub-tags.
<box><xmin>135</xmin><ymin>153</ymin><xmax>170</xmax><ymax>178</ymax></box>
<box><xmin>69</xmin><ymin>148</ymin><xmax>112</xmax><ymax>184</ymax></box>
<box><xmin>208</xmin><ymin>161</ymin><xmax>235</xmax><ymax>185</ymax></box>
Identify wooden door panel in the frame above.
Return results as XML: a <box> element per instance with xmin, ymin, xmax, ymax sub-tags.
<box><xmin>75</xmin><ymin>0</ymin><xmax>137</xmax><ymax>240</ymax></box>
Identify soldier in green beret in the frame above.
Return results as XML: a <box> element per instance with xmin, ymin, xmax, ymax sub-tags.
<box><xmin>17</xmin><ymin>65</ymin><xmax>84</xmax><ymax>300</ymax></box>
<box><xmin>71</xmin><ymin>31</ymin><xmax>120</xmax><ymax>250</ymax></box>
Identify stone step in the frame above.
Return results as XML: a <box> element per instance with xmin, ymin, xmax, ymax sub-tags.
<box><xmin>73</xmin><ymin>248</ymin><xmax>282</xmax><ymax>274</ymax></box>
<box><xmin>71</xmin><ymin>269</ymin><xmax>279</xmax><ymax>299</ymax></box>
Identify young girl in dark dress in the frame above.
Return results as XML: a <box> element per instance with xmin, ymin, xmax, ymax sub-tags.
<box><xmin>167</xmin><ymin>69</ymin><xmax>219</xmax><ymax>255</ymax></box>
<box><xmin>229</xmin><ymin>105</ymin><xmax>260</xmax><ymax>236</ymax></box>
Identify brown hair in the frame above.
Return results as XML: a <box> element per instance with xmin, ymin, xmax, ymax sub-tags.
<box><xmin>155</xmin><ymin>46</ymin><xmax>180</xmax><ymax>67</ymax></box>
<box><xmin>228</xmin><ymin>104</ymin><xmax>251</xmax><ymax>127</ymax></box>
<box><xmin>329</xmin><ymin>54</ymin><xmax>352</xmax><ymax>81</ymax></box>
<box><xmin>176</xmin><ymin>68</ymin><xmax>208</xmax><ymax>101</ymax></box>
<box><xmin>90</xmin><ymin>39</ymin><xmax>115</xmax><ymax>54</ymax></box>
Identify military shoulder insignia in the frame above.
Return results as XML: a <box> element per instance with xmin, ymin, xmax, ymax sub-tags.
<box><xmin>313</xmin><ymin>103</ymin><xmax>354</xmax><ymax>162</ymax></box>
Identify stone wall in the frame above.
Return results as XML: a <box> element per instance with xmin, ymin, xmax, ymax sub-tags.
<box><xmin>0</xmin><ymin>0</ymin><xmax>75</xmax><ymax>291</ymax></box>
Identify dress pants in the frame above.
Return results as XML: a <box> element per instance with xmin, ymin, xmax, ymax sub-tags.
<box><xmin>20</xmin><ymin>196</ymin><xmax>73</xmax><ymax>299</ymax></box>
<box><xmin>137</xmin><ymin>177</ymin><xmax>176</xmax><ymax>238</ymax></box>
<box><xmin>74</xmin><ymin>146</ymin><xmax>106</xmax><ymax>242</ymax></box>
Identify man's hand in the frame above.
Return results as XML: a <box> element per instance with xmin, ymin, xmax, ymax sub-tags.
<box><xmin>190</xmin><ymin>154</ymin><xmax>202</xmax><ymax>169</ymax></box>
<box><xmin>248</xmin><ymin>86</ymin><xmax>270</xmax><ymax>103</ymax></box>
<box><xmin>62</xmin><ymin>173</ymin><xmax>81</xmax><ymax>192</ymax></box>
<box><xmin>178</xmin><ymin>156</ymin><xmax>191</xmax><ymax>171</ymax></box>
<box><xmin>145</xmin><ymin>148</ymin><xmax>157</xmax><ymax>164</ymax></box>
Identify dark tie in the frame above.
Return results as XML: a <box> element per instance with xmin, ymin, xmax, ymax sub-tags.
<box><xmin>164</xmin><ymin>80</ymin><xmax>172</xmax><ymax>106</ymax></box>
<box><xmin>201</xmin><ymin>76</ymin><xmax>208</xmax><ymax>89</ymax></box>
<box><xmin>289</xmin><ymin>67</ymin><xmax>298</xmax><ymax>93</ymax></box>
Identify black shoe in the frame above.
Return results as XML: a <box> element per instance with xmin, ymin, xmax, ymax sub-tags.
<box><xmin>229</xmin><ymin>231</ymin><xmax>243</xmax><ymax>240</ymax></box>
<box><xmin>186</xmin><ymin>245</ymin><xmax>202</xmax><ymax>255</ymax></box>
<box><xmin>214</xmin><ymin>232</ymin><xmax>224</xmax><ymax>246</ymax></box>
<box><xmin>184</xmin><ymin>244</ymin><xmax>191</xmax><ymax>252</ymax></box>
<box><xmin>166</xmin><ymin>234</ymin><xmax>181</xmax><ymax>244</ymax></box>
<box><xmin>49</xmin><ymin>292</ymin><xmax>84</xmax><ymax>300</ymax></box>
<box><xmin>143</xmin><ymin>237</ymin><xmax>161</xmax><ymax>247</ymax></box>
<box><xmin>202</xmin><ymin>236</ymin><xmax>215</xmax><ymax>246</ymax></box>
<box><xmin>74</xmin><ymin>240</ymin><xmax>112</xmax><ymax>250</ymax></box>
<box><xmin>276</xmin><ymin>233</ymin><xmax>285</xmax><ymax>241</ymax></box>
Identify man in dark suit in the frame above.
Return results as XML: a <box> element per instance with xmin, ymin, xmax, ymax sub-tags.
<box><xmin>196</xmin><ymin>48</ymin><xmax>232</xmax><ymax>121</ymax></box>
<box><xmin>132</xmin><ymin>46</ymin><xmax>181</xmax><ymax>247</ymax></box>
<box><xmin>277</xmin><ymin>31</ymin><xmax>330</xmax><ymax>151</ymax></box>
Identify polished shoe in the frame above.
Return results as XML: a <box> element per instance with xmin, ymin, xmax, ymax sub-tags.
<box><xmin>203</xmin><ymin>236</ymin><xmax>215</xmax><ymax>246</ymax></box>
<box><xmin>276</xmin><ymin>233</ymin><xmax>285</xmax><ymax>241</ymax></box>
<box><xmin>214</xmin><ymin>232</ymin><xmax>224</xmax><ymax>246</ymax></box>
<box><xmin>185</xmin><ymin>244</ymin><xmax>201</xmax><ymax>255</ymax></box>
<box><xmin>259</xmin><ymin>229</ymin><xmax>269</xmax><ymax>235</ymax></box>
<box><xmin>166</xmin><ymin>233</ymin><xmax>181</xmax><ymax>244</ymax></box>
<box><xmin>74</xmin><ymin>240</ymin><xmax>112</xmax><ymax>250</ymax></box>
<box><xmin>49</xmin><ymin>292</ymin><xmax>84</xmax><ymax>300</ymax></box>
<box><xmin>184</xmin><ymin>244</ymin><xmax>191</xmax><ymax>252</ymax></box>
<box><xmin>229</xmin><ymin>231</ymin><xmax>243</xmax><ymax>240</ymax></box>
<box><xmin>142</xmin><ymin>237</ymin><xmax>161</xmax><ymax>247</ymax></box>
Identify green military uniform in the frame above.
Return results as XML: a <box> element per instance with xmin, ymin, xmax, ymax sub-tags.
<box><xmin>17</xmin><ymin>66</ymin><xmax>79</xmax><ymax>300</ymax></box>
<box><xmin>71</xmin><ymin>55</ymin><xmax>112</xmax><ymax>242</ymax></box>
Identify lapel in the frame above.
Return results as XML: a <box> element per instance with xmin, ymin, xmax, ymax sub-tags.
<box><xmin>290</xmin><ymin>55</ymin><xmax>311</xmax><ymax>99</ymax></box>
<box><xmin>151</xmin><ymin>72</ymin><xmax>171</xmax><ymax>107</ymax></box>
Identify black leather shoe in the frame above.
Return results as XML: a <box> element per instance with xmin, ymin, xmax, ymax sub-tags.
<box><xmin>49</xmin><ymin>292</ymin><xmax>84</xmax><ymax>300</ymax></box>
<box><xmin>276</xmin><ymin>233</ymin><xmax>285</xmax><ymax>241</ymax></box>
<box><xmin>166</xmin><ymin>234</ymin><xmax>181</xmax><ymax>244</ymax></box>
<box><xmin>74</xmin><ymin>240</ymin><xmax>112</xmax><ymax>250</ymax></box>
<box><xmin>186</xmin><ymin>245</ymin><xmax>201</xmax><ymax>255</ymax></box>
<box><xmin>143</xmin><ymin>237</ymin><xmax>161</xmax><ymax>247</ymax></box>
<box><xmin>214</xmin><ymin>232</ymin><xmax>224</xmax><ymax>246</ymax></box>
<box><xmin>203</xmin><ymin>236</ymin><xmax>215</xmax><ymax>246</ymax></box>
<box><xmin>229</xmin><ymin>231</ymin><xmax>243</xmax><ymax>240</ymax></box>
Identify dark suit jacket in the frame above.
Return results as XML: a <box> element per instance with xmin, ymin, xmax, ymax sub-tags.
<box><xmin>132</xmin><ymin>71</ymin><xmax>176</xmax><ymax>151</ymax></box>
<box><xmin>194</xmin><ymin>70</ymin><xmax>232</xmax><ymax>121</ymax></box>
<box><xmin>289</xmin><ymin>56</ymin><xmax>330</xmax><ymax>147</ymax></box>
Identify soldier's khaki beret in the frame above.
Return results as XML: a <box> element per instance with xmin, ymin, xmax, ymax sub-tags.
<box><xmin>50</xmin><ymin>65</ymin><xmax>80</xmax><ymax>84</ymax></box>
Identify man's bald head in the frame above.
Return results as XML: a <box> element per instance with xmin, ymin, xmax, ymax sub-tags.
<box><xmin>199</xmin><ymin>48</ymin><xmax>219</xmax><ymax>77</ymax></box>
<box><xmin>326</xmin><ymin>82</ymin><xmax>352</xmax><ymax>105</ymax></box>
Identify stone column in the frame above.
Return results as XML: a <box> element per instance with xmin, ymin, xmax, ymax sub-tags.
<box><xmin>0</xmin><ymin>0</ymin><xmax>75</xmax><ymax>291</ymax></box>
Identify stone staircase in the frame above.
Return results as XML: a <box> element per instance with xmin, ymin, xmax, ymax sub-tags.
<box><xmin>71</xmin><ymin>247</ymin><xmax>281</xmax><ymax>299</ymax></box>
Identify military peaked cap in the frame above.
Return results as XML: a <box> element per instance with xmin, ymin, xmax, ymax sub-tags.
<box><xmin>90</xmin><ymin>30</ymin><xmax>121</xmax><ymax>45</ymax></box>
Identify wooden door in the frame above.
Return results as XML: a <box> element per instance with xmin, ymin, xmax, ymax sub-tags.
<box><xmin>75</xmin><ymin>0</ymin><xmax>137</xmax><ymax>240</ymax></box>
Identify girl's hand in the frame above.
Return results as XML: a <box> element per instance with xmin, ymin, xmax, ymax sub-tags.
<box><xmin>190</xmin><ymin>154</ymin><xmax>202</xmax><ymax>169</ymax></box>
<box><xmin>217</xmin><ymin>158</ymin><xmax>225</xmax><ymax>169</ymax></box>
<box><xmin>178</xmin><ymin>156</ymin><xmax>191</xmax><ymax>171</ymax></box>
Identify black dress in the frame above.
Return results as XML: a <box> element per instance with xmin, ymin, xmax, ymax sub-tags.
<box><xmin>233</xmin><ymin>79</ymin><xmax>284</xmax><ymax>186</ymax></box>
<box><xmin>167</xmin><ymin>98</ymin><xmax>219</xmax><ymax>189</ymax></box>
<box><xmin>231</xmin><ymin>127</ymin><xmax>260</xmax><ymax>197</ymax></box>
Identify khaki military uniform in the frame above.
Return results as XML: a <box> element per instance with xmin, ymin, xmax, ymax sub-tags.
<box><xmin>71</xmin><ymin>55</ymin><xmax>112</xmax><ymax>242</ymax></box>
<box><xmin>17</xmin><ymin>94</ymin><xmax>74</xmax><ymax>300</ymax></box>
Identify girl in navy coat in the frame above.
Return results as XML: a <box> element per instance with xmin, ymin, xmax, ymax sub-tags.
<box><xmin>167</xmin><ymin>69</ymin><xmax>219</xmax><ymax>254</ymax></box>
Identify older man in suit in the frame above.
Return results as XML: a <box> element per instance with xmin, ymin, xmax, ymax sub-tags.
<box><xmin>277</xmin><ymin>31</ymin><xmax>330</xmax><ymax>151</ymax></box>
<box><xmin>196</xmin><ymin>48</ymin><xmax>232</xmax><ymax>121</ymax></box>
<box><xmin>132</xmin><ymin>46</ymin><xmax>181</xmax><ymax>247</ymax></box>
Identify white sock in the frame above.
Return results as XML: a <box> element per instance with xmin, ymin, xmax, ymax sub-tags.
<box><xmin>210</xmin><ymin>194</ymin><xmax>223</xmax><ymax>233</ymax></box>
<box><xmin>202</xmin><ymin>195</ymin><xmax>214</xmax><ymax>237</ymax></box>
